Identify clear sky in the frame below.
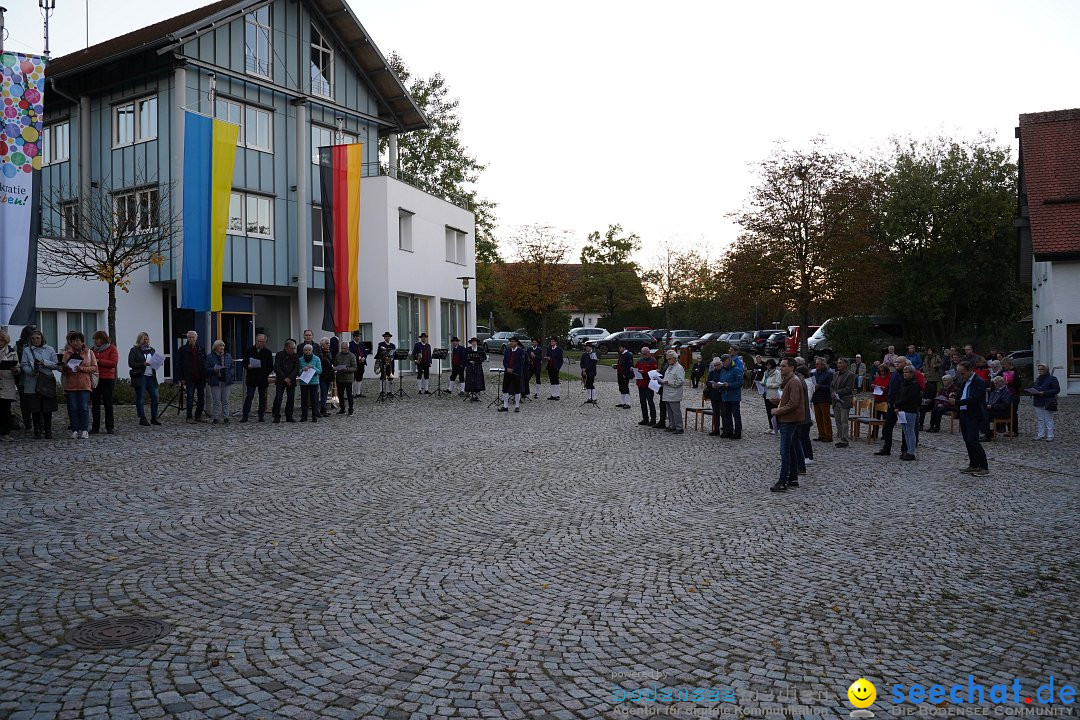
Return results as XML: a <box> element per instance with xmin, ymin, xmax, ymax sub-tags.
<box><xmin>5</xmin><ymin>0</ymin><xmax>1080</xmax><ymax>263</ymax></box>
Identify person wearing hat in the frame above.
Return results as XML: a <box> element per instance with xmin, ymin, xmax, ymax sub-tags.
<box><xmin>580</xmin><ymin>341</ymin><xmax>599</xmax><ymax>404</ymax></box>
<box><xmin>412</xmin><ymin>332</ymin><xmax>433</xmax><ymax>394</ymax></box>
<box><xmin>546</xmin><ymin>337</ymin><xmax>564</xmax><ymax>400</ymax></box>
<box><xmin>500</xmin><ymin>336</ymin><xmax>526</xmax><ymax>412</ymax></box>
<box><xmin>615</xmin><ymin>340</ymin><xmax>634</xmax><ymax>408</ymax></box>
<box><xmin>376</xmin><ymin>332</ymin><xmax>396</xmax><ymax>397</ymax></box>
<box><xmin>464</xmin><ymin>337</ymin><xmax>486</xmax><ymax>401</ymax></box>
<box><xmin>348</xmin><ymin>330</ymin><xmax>368</xmax><ymax>398</ymax></box>
<box><xmin>448</xmin><ymin>337</ymin><xmax>467</xmax><ymax>396</ymax></box>
<box><xmin>528</xmin><ymin>338</ymin><xmax>544</xmax><ymax>399</ymax></box>
<box><xmin>634</xmin><ymin>346</ymin><xmax>658</xmax><ymax>426</ymax></box>
<box><xmin>714</xmin><ymin>353</ymin><xmax>743</xmax><ymax>439</ymax></box>
<box><xmin>660</xmin><ymin>349</ymin><xmax>685</xmax><ymax>433</ymax></box>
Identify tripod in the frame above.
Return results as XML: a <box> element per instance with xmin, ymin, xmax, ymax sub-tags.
<box><xmin>433</xmin><ymin>357</ymin><xmax>449</xmax><ymax>397</ymax></box>
<box><xmin>486</xmin><ymin>369</ymin><xmax>505</xmax><ymax>408</ymax></box>
<box><xmin>580</xmin><ymin>374</ymin><xmax>601</xmax><ymax>409</ymax></box>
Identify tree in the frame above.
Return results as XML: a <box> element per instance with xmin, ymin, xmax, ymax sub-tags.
<box><xmin>730</xmin><ymin>138</ymin><xmax>883</xmax><ymax>354</ymax></box>
<box><xmin>498</xmin><ymin>225</ymin><xmax>572</xmax><ymax>339</ymax></box>
<box><xmin>37</xmin><ymin>175</ymin><xmax>177</xmax><ymax>342</ymax></box>
<box><xmin>575</xmin><ymin>224</ymin><xmax>647</xmax><ymax>325</ymax></box>
<box><xmin>640</xmin><ymin>241</ymin><xmax>713</xmax><ymax>330</ymax></box>
<box><xmin>876</xmin><ymin>135</ymin><xmax>1021</xmax><ymax>345</ymax></box>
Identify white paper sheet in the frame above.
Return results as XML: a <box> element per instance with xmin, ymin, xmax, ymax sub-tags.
<box><xmin>648</xmin><ymin>379</ymin><xmax>661</xmax><ymax>393</ymax></box>
<box><xmin>648</xmin><ymin>369</ymin><xmax>661</xmax><ymax>381</ymax></box>
<box><xmin>632</xmin><ymin>368</ymin><xmax>643</xmax><ymax>380</ymax></box>
<box><xmin>148</xmin><ymin>353</ymin><xmax>165</xmax><ymax>370</ymax></box>
<box><xmin>247</xmin><ymin>358</ymin><xmax>262</xmax><ymax>369</ymax></box>
<box><xmin>872</xmin><ymin>386</ymin><xmax>884</xmax><ymax>396</ymax></box>
<box><xmin>66</xmin><ymin>358</ymin><xmax>83</xmax><ymax>371</ymax></box>
<box><xmin>755</xmin><ymin>381</ymin><xmax>766</xmax><ymax>396</ymax></box>
<box><xmin>896</xmin><ymin>411</ymin><xmax>910</xmax><ymax>424</ymax></box>
<box><xmin>299</xmin><ymin>367</ymin><xmax>317</xmax><ymax>384</ymax></box>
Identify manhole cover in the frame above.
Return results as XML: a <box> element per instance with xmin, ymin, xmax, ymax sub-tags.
<box><xmin>64</xmin><ymin>617</ymin><xmax>173</xmax><ymax>649</ymax></box>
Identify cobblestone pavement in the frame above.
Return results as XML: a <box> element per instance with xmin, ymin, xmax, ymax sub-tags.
<box><xmin>1</xmin><ymin>380</ymin><xmax>1077</xmax><ymax>720</ymax></box>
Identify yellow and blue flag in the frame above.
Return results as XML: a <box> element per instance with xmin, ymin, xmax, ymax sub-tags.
<box><xmin>180</xmin><ymin>111</ymin><xmax>238</xmax><ymax>312</ymax></box>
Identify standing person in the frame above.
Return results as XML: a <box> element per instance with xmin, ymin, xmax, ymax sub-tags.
<box><xmin>60</xmin><ymin>331</ymin><xmax>98</xmax><ymax>440</ymax></box>
<box><xmin>690</xmin><ymin>355</ymin><xmax>707</xmax><ymax>389</ymax></box>
<box><xmin>1001</xmin><ymin>357</ymin><xmax>1021</xmax><ymax>437</ymax></box>
<box><xmin>205</xmin><ymin>339</ymin><xmax>234</xmax><ymax>424</ymax></box>
<box><xmin>811</xmin><ymin>357</ymin><xmax>834</xmax><ymax>442</ymax></box>
<box><xmin>448</xmin><ymin>337</ymin><xmax>467</xmax><ymax>397</ymax></box>
<box><xmin>349</xmin><ymin>331</ymin><xmax>368</xmax><ymax>398</ymax></box>
<box><xmin>128</xmin><ymin>332</ymin><xmax>161</xmax><ymax>427</ymax></box>
<box><xmin>615</xmin><ymin>341</ymin><xmax>634</xmax><ymax>408</ymax></box>
<box><xmin>376</xmin><ymin>332</ymin><xmax>396</xmax><ymax>397</ymax></box>
<box><xmin>546</xmin><ymin>337</ymin><xmax>564</xmax><ymax>400</ymax></box>
<box><xmin>794</xmin><ymin>366</ymin><xmax>816</xmax><ymax>466</ymax></box>
<box><xmin>500</xmin><ymin>336</ymin><xmax>525</xmax><ymax>412</ymax></box>
<box><xmin>716</xmin><ymin>354</ymin><xmax>743</xmax><ymax>439</ymax></box>
<box><xmin>905</xmin><ymin>344</ymin><xmax>923</xmax><ymax>371</ymax></box>
<box><xmin>955</xmin><ymin>361</ymin><xmax>989</xmax><ymax>476</ymax></box>
<box><xmin>412</xmin><ymin>332</ymin><xmax>433</xmax><ymax>395</ymax></box>
<box><xmin>241</xmin><ymin>333</ymin><xmax>273</xmax><ymax>422</ymax></box>
<box><xmin>770</xmin><ymin>358</ymin><xmax>805</xmax><ymax>492</ymax></box>
<box><xmin>874</xmin><ymin>357</ymin><xmax>908</xmax><ymax>457</ymax></box>
<box><xmin>580</xmin><ymin>342</ymin><xmax>599</xmax><ymax>404</ymax></box>
<box><xmin>850</xmin><ymin>354</ymin><xmax>867</xmax><ymax>392</ymax></box>
<box><xmin>1029</xmin><ymin>363</ymin><xmax>1060</xmax><ymax>442</ymax></box>
<box><xmin>762</xmin><ymin>358</ymin><xmax>782</xmax><ymax>433</ymax></box>
<box><xmin>831</xmin><ymin>357</ymin><xmax>856</xmax><ymax>448</ymax></box>
<box><xmin>15</xmin><ymin>325</ymin><xmax>39</xmax><ymax>435</ymax></box>
<box><xmin>297</xmin><ymin>344</ymin><xmax>322</xmax><ymax>422</ymax></box>
<box><xmin>896</xmin><ymin>365</ymin><xmax>921</xmax><ymax>461</ymax></box>
<box><xmin>528</xmin><ymin>338</ymin><xmax>544</xmax><ymax>399</ymax></box>
<box><xmin>655</xmin><ymin>350</ymin><xmax>669</xmax><ymax>429</ymax></box>
<box><xmin>635</xmin><ymin>347</ymin><xmax>658</xmax><ymax>426</ymax></box>
<box><xmin>176</xmin><ymin>330</ymin><xmax>208</xmax><ymax>423</ymax></box>
<box><xmin>464</xmin><ymin>338</ymin><xmax>486</xmax><ymax>402</ymax></box>
<box><xmin>0</xmin><ymin>330</ymin><xmax>21</xmax><ymax>442</ymax></box>
<box><xmin>317</xmin><ymin>338</ymin><xmax>334</xmax><ymax>416</ymax></box>
<box><xmin>299</xmin><ymin>330</ymin><xmax>317</xmax><ymax>355</ymax></box>
<box><xmin>705</xmin><ymin>357</ymin><xmax>724</xmax><ymax>436</ymax></box>
<box><xmin>922</xmin><ymin>346</ymin><xmax>942</xmax><ymax>395</ymax></box>
<box><xmin>333</xmin><ymin>342</ymin><xmax>357</xmax><ymax>415</ymax></box>
<box><xmin>90</xmin><ymin>330</ymin><xmax>118</xmax><ymax>435</ymax></box>
<box><xmin>883</xmin><ymin>346</ymin><xmax>898</xmax><ymax>368</ymax></box>
<box><xmin>21</xmin><ymin>330</ymin><xmax>59</xmax><ymax>440</ymax></box>
<box><xmin>660</xmin><ymin>349</ymin><xmax>685</xmax><ymax>434</ymax></box>
<box><xmin>272</xmin><ymin>340</ymin><xmax>299</xmax><ymax>423</ymax></box>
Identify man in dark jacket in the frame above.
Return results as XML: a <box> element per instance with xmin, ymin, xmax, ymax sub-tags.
<box><xmin>811</xmin><ymin>357</ymin><xmax>834</xmax><ymax>441</ymax></box>
<box><xmin>348</xmin><ymin>331</ymin><xmax>367</xmax><ymax>398</ymax></box>
<box><xmin>272</xmin><ymin>340</ymin><xmax>299</xmax><ymax>423</ymax></box>
<box><xmin>175</xmin><ymin>330</ymin><xmax>208</xmax><ymax>423</ymax></box>
<box><xmin>241</xmin><ymin>333</ymin><xmax>274</xmax><ymax>422</ymax></box>
<box><xmin>956</xmin><ymin>361</ymin><xmax>989</xmax><ymax>476</ymax></box>
<box><xmin>546</xmin><ymin>338</ymin><xmax>564</xmax><ymax>401</ymax></box>
<box><xmin>874</xmin><ymin>357</ymin><xmax>911</xmax><ymax>456</ymax></box>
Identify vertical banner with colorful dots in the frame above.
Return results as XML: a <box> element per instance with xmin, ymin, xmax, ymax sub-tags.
<box><xmin>0</xmin><ymin>52</ymin><xmax>46</xmax><ymax>326</ymax></box>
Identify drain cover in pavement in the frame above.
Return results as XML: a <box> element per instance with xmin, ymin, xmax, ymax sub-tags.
<box><xmin>64</xmin><ymin>617</ymin><xmax>173</xmax><ymax>649</ymax></box>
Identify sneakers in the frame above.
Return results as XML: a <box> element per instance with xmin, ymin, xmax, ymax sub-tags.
<box><xmin>971</xmin><ymin>468</ymin><xmax>990</xmax><ymax>477</ymax></box>
<box><xmin>769</xmin><ymin>482</ymin><xmax>787</xmax><ymax>493</ymax></box>
<box><xmin>900</xmin><ymin>453</ymin><xmax>916</xmax><ymax>461</ymax></box>
<box><xmin>80</xmin><ymin>430</ymin><xmax>89</xmax><ymax>439</ymax></box>
<box><xmin>71</xmin><ymin>431</ymin><xmax>79</xmax><ymax>439</ymax></box>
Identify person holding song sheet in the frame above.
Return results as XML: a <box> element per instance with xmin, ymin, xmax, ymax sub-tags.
<box><xmin>580</xmin><ymin>342</ymin><xmax>599</xmax><ymax>404</ymax></box>
<box><xmin>205</xmin><ymin>340</ymin><xmax>234</xmax><ymax>424</ymax></box>
<box><xmin>241</xmin><ymin>334</ymin><xmax>273</xmax><ymax>422</ymax></box>
<box><xmin>0</xmin><ymin>330</ymin><xmax>19</xmax><ymax>442</ymax></box>
<box><xmin>349</xmin><ymin>331</ymin><xmax>368</xmax><ymax>398</ymax></box>
<box><xmin>465</xmin><ymin>338</ymin><xmax>486</xmax><ymax>402</ymax></box>
<box><xmin>298</xmin><ymin>344</ymin><xmax>322</xmax><ymax>422</ymax></box>
<box><xmin>61</xmin><ymin>331</ymin><xmax>98</xmax><ymax>440</ymax></box>
<box><xmin>272</xmin><ymin>340</ymin><xmax>299</xmax><ymax>423</ymax></box>
<box><xmin>635</xmin><ymin>347</ymin><xmax>658</xmax><ymax>426</ymax></box>
<box><xmin>500</xmin><ymin>336</ymin><xmax>526</xmax><ymax>412</ymax></box>
<box><xmin>128</xmin><ymin>332</ymin><xmax>162</xmax><ymax>428</ymax></box>
<box><xmin>449</xmin><ymin>337</ymin><xmax>467</xmax><ymax>396</ymax></box>
<box><xmin>1029</xmin><ymin>363</ymin><xmax>1060</xmax><ymax>441</ymax></box>
<box><xmin>895</xmin><ymin>365</ymin><xmax>921</xmax><ymax>461</ymax></box>
<box><xmin>926</xmin><ymin>375</ymin><xmax>957</xmax><ymax>433</ymax></box>
<box><xmin>546</xmin><ymin>338</ymin><xmax>564</xmax><ymax>400</ymax></box>
<box><xmin>333</xmin><ymin>342</ymin><xmax>357</xmax><ymax>415</ymax></box>
<box><xmin>22</xmin><ymin>330</ymin><xmax>59</xmax><ymax>440</ymax></box>
<box><xmin>413</xmin><ymin>333</ymin><xmax>433</xmax><ymax>395</ymax></box>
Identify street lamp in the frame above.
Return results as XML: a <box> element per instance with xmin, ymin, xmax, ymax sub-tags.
<box><xmin>457</xmin><ymin>276</ymin><xmax>474</xmax><ymax>340</ymax></box>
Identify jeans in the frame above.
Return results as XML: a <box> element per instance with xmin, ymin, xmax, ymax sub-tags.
<box><xmin>91</xmin><ymin>378</ymin><xmax>115</xmax><ymax>431</ymax></box>
<box><xmin>721</xmin><ymin>400</ymin><xmax>742</xmax><ymax>436</ymax></box>
<box><xmin>834</xmin><ymin>404</ymin><xmax>850</xmax><ymax>443</ymax></box>
<box><xmin>798</xmin><ymin>422</ymin><xmax>814</xmax><ymax>460</ymax></box>
<box><xmin>812</xmin><ymin>401</ymin><xmax>832</xmax><ymax>440</ymax></box>
<box><xmin>666</xmin><ymin>400</ymin><xmax>682</xmax><ymax>430</ymax></box>
<box><xmin>319</xmin><ymin>380</ymin><xmax>330</xmax><ymax>411</ymax></box>
<box><xmin>960</xmin><ymin>415</ymin><xmax>988</xmax><ymax>469</ymax></box>
<box><xmin>66</xmin><ymin>390</ymin><xmax>91</xmax><ymax>433</ymax></box>
<box><xmin>900</xmin><ymin>417</ymin><xmax>917</xmax><ymax>455</ymax></box>
<box><xmin>778</xmin><ymin>422</ymin><xmax>799</xmax><ymax>487</ymax></box>
<box><xmin>210</xmin><ymin>382</ymin><xmax>230</xmax><ymax>420</ymax></box>
<box><xmin>273</xmin><ymin>381</ymin><xmax>295</xmax><ymax>420</ymax></box>
<box><xmin>134</xmin><ymin>376</ymin><xmax>159</xmax><ymax>420</ymax></box>
<box><xmin>1034</xmin><ymin>406</ymin><xmax>1055</xmax><ymax>439</ymax></box>
<box><xmin>299</xmin><ymin>384</ymin><xmax>319</xmax><ymax>420</ymax></box>
<box><xmin>638</xmin><ymin>386</ymin><xmax>656</xmax><ymax>423</ymax></box>
<box><xmin>185</xmin><ymin>380</ymin><xmax>206</xmax><ymax>419</ymax></box>
<box><xmin>243</xmin><ymin>383</ymin><xmax>268</xmax><ymax>419</ymax></box>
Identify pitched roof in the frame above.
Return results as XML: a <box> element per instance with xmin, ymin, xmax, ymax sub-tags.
<box><xmin>1018</xmin><ymin>108</ymin><xmax>1080</xmax><ymax>259</ymax></box>
<box><xmin>46</xmin><ymin>0</ymin><xmax>427</xmax><ymax>133</ymax></box>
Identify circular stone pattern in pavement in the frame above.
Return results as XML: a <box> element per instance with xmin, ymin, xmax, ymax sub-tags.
<box><xmin>63</xmin><ymin>617</ymin><xmax>173</xmax><ymax>650</ymax></box>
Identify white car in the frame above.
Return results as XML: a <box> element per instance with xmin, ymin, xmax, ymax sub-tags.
<box><xmin>568</xmin><ymin>327</ymin><xmax>608</xmax><ymax>348</ymax></box>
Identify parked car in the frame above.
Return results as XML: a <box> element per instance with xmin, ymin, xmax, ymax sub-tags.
<box><xmin>764</xmin><ymin>331</ymin><xmax>788</xmax><ymax>356</ymax></box>
<box><xmin>749</xmin><ymin>330</ymin><xmax>775</xmax><ymax>354</ymax></box>
<box><xmin>724</xmin><ymin>331</ymin><xmax>750</xmax><ymax>350</ymax></box>
<box><xmin>474</xmin><ymin>325</ymin><xmax>492</xmax><ymax>343</ymax></box>
<box><xmin>483</xmin><ymin>331</ymin><xmax>532</xmax><ymax>353</ymax></box>
<box><xmin>1005</xmin><ymin>349</ymin><xmax>1033</xmax><ymax>370</ymax></box>
<box><xmin>688</xmin><ymin>331</ymin><xmax>726</xmax><ymax>351</ymax></box>
<box><xmin>568</xmin><ymin>327</ymin><xmax>609</xmax><ymax>348</ymax></box>
<box><xmin>596</xmin><ymin>331</ymin><xmax>654</xmax><ymax>354</ymax></box>
<box><xmin>667</xmin><ymin>330</ymin><xmax>701</xmax><ymax>346</ymax></box>
<box><xmin>647</xmin><ymin>329</ymin><xmax>669</xmax><ymax>342</ymax></box>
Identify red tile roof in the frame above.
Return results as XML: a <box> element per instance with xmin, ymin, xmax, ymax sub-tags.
<box><xmin>1019</xmin><ymin>108</ymin><xmax>1080</xmax><ymax>258</ymax></box>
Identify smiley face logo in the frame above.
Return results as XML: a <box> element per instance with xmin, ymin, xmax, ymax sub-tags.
<box><xmin>847</xmin><ymin>678</ymin><xmax>877</xmax><ymax>709</ymax></box>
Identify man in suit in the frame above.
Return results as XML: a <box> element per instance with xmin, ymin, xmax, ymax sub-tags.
<box><xmin>448</xmin><ymin>337</ymin><xmax>467</xmax><ymax>397</ymax></box>
<box><xmin>546</xmin><ymin>337</ymin><xmax>564</xmax><ymax>400</ymax></box>
<box><xmin>348</xmin><ymin>330</ymin><xmax>367</xmax><ymax>398</ymax></box>
<box><xmin>955</xmin><ymin>361</ymin><xmax>989</xmax><ymax>476</ymax></box>
<box><xmin>412</xmin><ymin>332</ymin><xmax>433</xmax><ymax>394</ymax></box>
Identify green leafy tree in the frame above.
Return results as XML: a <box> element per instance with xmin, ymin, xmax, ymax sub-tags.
<box><xmin>498</xmin><ymin>225</ymin><xmax>573</xmax><ymax>340</ymax></box>
<box><xmin>574</xmin><ymin>224</ymin><xmax>647</xmax><ymax>325</ymax></box>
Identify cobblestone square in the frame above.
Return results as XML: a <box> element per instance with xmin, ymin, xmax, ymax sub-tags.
<box><xmin>1</xmin><ymin>381</ymin><xmax>1077</xmax><ymax>719</ymax></box>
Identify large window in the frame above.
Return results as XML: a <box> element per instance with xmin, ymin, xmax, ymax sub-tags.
<box><xmin>36</xmin><ymin>311</ymin><xmax>59</xmax><ymax>350</ymax></box>
<box><xmin>214</xmin><ymin>99</ymin><xmax>272</xmax><ymax>153</ymax></box>
<box><xmin>67</xmin><ymin>311</ymin><xmax>100</xmax><ymax>340</ymax></box>
<box><xmin>310</xmin><ymin>125</ymin><xmax>356</xmax><ymax>164</ymax></box>
<box><xmin>60</xmin><ymin>200</ymin><xmax>79</xmax><ymax>239</ymax></box>
<box><xmin>398</xmin><ymin>209</ymin><xmax>414</xmax><ymax>252</ymax></box>
<box><xmin>42</xmin><ymin>121</ymin><xmax>70</xmax><ymax>164</ymax></box>
<box><xmin>113</xmin><ymin>96</ymin><xmax>157</xmax><ymax>147</ymax></box>
<box><xmin>445</xmin><ymin>227</ymin><xmax>468</xmax><ymax>265</ymax></box>
<box><xmin>1069</xmin><ymin>324</ymin><xmax>1080</xmax><ymax>377</ymax></box>
<box><xmin>441</xmin><ymin>300</ymin><xmax>465</xmax><ymax>346</ymax></box>
<box><xmin>227</xmin><ymin>192</ymin><xmax>273</xmax><ymax>239</ymax></box>
<box><xmin>245</xmin><ymin>7</ymin><xmax>272</xmax><ymax>77</ymax></box>
<box><xmin>113</xmin><ymin>187</ymin><xmax>159</xmax><ymax>234</ymax></box>
<box><xmin>311</xmin><ymin>206</ymin><xmax>325</xmax><ymax>270</ymax></box>
<box><xmin>310</xmin><ymin>25</ymin><xmax>334</xmax><ymax>98</ymax></box>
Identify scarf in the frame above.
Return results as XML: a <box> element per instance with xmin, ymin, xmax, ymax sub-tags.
<box><xmin>92</xmin><ymin>342</ymin><xmax>111</xmax><ymax>355</ymax></box>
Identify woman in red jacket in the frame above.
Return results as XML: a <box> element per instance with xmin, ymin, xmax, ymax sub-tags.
<box><xmin>91</xmin><ymin>330</ymin><xmax>119</xmax><ymax>434</ymax></box>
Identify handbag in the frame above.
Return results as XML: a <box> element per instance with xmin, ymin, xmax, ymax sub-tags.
<box><xmin>35</xmin><ymin>369</ymin><xmax>57</xmax><ymax>399</ymax></box>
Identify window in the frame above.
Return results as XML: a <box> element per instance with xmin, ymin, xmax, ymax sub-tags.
<box><xmin>310</xmin><ymin>25</ymin><xmax>334</xmax><ymax>98</ymax></box>
<box><xmin>245</xmin><ymin>106</ymin><xmax>272</xmax><ymax>152</ymax></box>
<box><xmin>113</xmin><ymin>187</ymin><xmax>159</xmax><ymax>234</ymax></box>
<box><xmin>227</xmin><ymin>192</ymin><xmax>273</xmax><ymax>239</ymax></box>
<box><xmin>398</xmin><ymin>209</ymin><xmax>414</xmax><ymax>252</ymax></box>
<box><xmin>441</xmin><ymin>300</ymin><xmax>465</xmax><ymax>344</ymax></box>
<box><xmin>311</xmin><ymin>206</ymin><xmax>325</xmax><ymax>270</ymax></box>
<box><xmin>67</xmin><ymin>311</ymin><xmax>99</xmax><ymax>339</ymax></box>
<box><xmin>445</xmin><ymin>227</ymin><xmax>468</xmax><ymax>264</ymax></box>
<box><xmin>1069</xmin><ymin>325</ymin><xmax>1080</xmax><ymax>377</ymax></box>
<box><xmin>36</xmin><ymin>311</ymin><xmax>58</xmax><ymax>350</ymax></box>
<box><xmin>245</xmin><ymin>6</ymin><xmax>272</xmax><ymax>77</ymax></box>
<box><xmin>60</xmin><ymin>200</ymin><xmax>79</xmax><ymax>239</ymax></box>
<box><xmin>311</xmin><ymin>125</ymin><xmax>356</xmax><ymax>164</ymax></box>
<box><xmin>113</xmin><ymin>96</ymin><xmax>157</xmax><ymax>147</ymax></box>
<box><xmin>42</xmin><ymin>121</ymin><xmax>70</xmax><ymax>164</ymax></box>
<box><xmin>215</xmin><ymin>97</ymin><xmax>243</xmax><ymax>143</ymax></box>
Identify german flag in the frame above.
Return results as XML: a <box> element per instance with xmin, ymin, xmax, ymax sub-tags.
<box><xmin>318</xmin><ymin>144</ymin><xmax>362</xmax><ymax>332</ymax></box>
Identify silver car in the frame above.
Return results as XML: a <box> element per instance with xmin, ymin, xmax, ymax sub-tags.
<box><xmin>568</xmin><ymin>327</ymin><xmax>608</xmax><ymax>348</ymax></box>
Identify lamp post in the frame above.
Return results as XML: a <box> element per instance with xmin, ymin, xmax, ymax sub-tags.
<box><xmin>457</xmin><ymin>276</ymin><xmax>474</xmax><ymax>341</ymax></box>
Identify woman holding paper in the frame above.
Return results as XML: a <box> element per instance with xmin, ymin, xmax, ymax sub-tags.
<box><xmin>128</xmin><ymin>332</ymin><xmax>162</xmax><ymax>427</ymax></box>
<box><xmin>20</xmin><ymin>330</ymin><xmax>59</xmax><ymax>439</ymax></box>
<box><xmin>895</xmin><ymin>365</ymin><xmax>921</xmax><ymax>461</ymax></box>
<box><xmin>297</xmin><ymin>344</ymin><xmax>323</xmax><ymax>422</ymax></box>
<box><xmin>205</xmin><ymin>340</ymin><xmax>235</xmax><ymax>424</ymax></box>
<box><xmin>762</xmin><ymin>359</ymin><xmax>782</xmax><ymax>433</ymax></box>
<box><xmin>60</xmin><ymin>331</ymin><xmax>99</xmax><ymax>439</ymax></box>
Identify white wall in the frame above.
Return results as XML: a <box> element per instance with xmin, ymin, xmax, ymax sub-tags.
<box><xmin>1032</xmin><ymin>258</ymin><xmax>1080</xmax><ymax>395</ymax></box>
